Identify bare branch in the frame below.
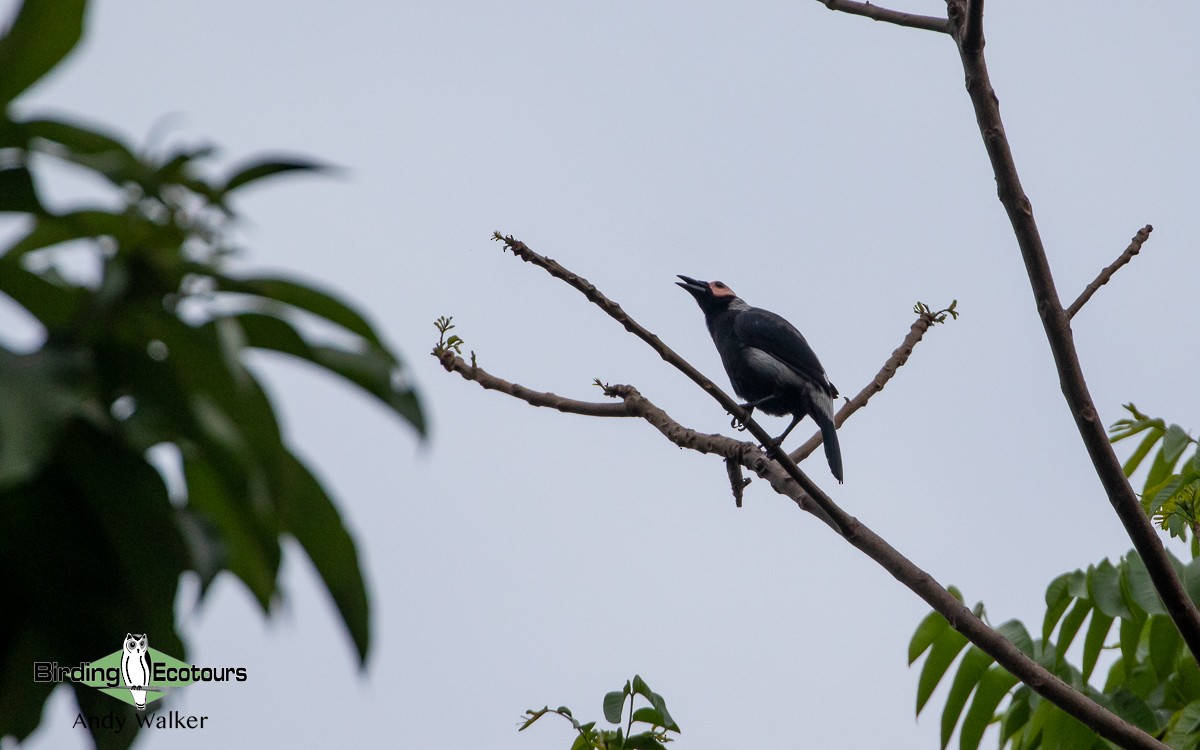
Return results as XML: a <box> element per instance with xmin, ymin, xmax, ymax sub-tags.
<box><xmin>945</xmin><ymin>0</ymin><xmax>1200</xmax><ymax>679</ymax></box>
<box><xmin>492</xmin><ymin>231</ymin><xmax>759</xmax><ymax>430</ymax></box>
<box><xmin>791</xmin><ymin>303</ymin><xmax>951</xmax><ymax>463</ymax></box>
<box><xmin>435</xmin><ymin>346</ymin><xmax>840</xmax><ymax>525</ymax></box>
<box><xmin>962</xmin><ymin>0</ymin><xmax>984</xmax><ymax>52</ymax></box>
<box><xmin>1067</xmin><ymin>224</ymin><xmax>1153</xmax><ymax>319</ymax></box>
<box><xmin>817</xmin><ymin>0</ymin><xmax>950</xmax><ymax>34</ymax></box>
<box><xmin>466</xmin><ymin>236</ymin><xmax>1160</xmax><ymax>749</ymax></box>
<box><xmin>435</xmin><ymin>348</ymin><xmax>629</xmax><ymax>417</ymax></box>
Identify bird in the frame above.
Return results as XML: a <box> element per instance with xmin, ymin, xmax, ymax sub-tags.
<box><xmin>677</xmin><ymin>275</ymin><xmax>843</xmax><ymax>483</ymax></box>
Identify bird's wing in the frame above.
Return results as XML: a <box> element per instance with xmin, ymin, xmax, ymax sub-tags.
<box><xmin>733</xmin><ymin>307</ymin><xmax>836</xmax><ymax>394</ymax></box>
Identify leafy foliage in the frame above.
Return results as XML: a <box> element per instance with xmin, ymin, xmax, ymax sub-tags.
<box><xmin>909</xmin><ymin>407</ymin><xmax>1200</xmax><ymax>750</ymax></box>
<box><xmin>0</xmin><ymin>1</ymin><xmax>423</xmax><ymax>747</ymax></box>
<box><xmin>432</xmin><ymin>315</ymin><xmax>464</xmax><ymax>355</ymax></box>
<box><xmin>1111</xmin><ymin>404</ymin><xmax>1200</xmax><ymax>551</ymax></box>
<box><xmin>914</xmin><ymin>299</ymin><xmax>960</xmax><ymax>324</ymax></box>
<box><xmin>520</xmin><ymin>675</ymin><xmax>681</xmax><ymax>750</ymax></box>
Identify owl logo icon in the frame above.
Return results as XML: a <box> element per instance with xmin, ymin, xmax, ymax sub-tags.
<box><xmin>120</xmin><ymin>634</ymin><xmax>151</xmax><ymax>710</ymax></box>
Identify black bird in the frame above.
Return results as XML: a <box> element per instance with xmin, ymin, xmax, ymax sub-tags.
<box><xmin>677</xmin><ymin>275</ymin><xmax>843</xmax><ymax>483</ymax></box>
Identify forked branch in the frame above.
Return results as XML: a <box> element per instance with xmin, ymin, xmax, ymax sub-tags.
<box><xmin>943</xmin><ymin>0</ymin><xmax>1200</xmax><ymax>676</ymax></box>
<box><xmin>440</xmin><ymin>236</ymin><xmax>1159</xmax><ymax>749</ymax></box>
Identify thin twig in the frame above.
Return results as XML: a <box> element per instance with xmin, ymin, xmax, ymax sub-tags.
<box><xmin>479</xmin><ymin>235</ymin><xmax>1158</xmax><ymax>749</ymax></box>
<box><xmin>434</xmin><ymin>348</ymin><xmax>629</xmax><ymax>417</ymax></box>
<box><xmin>792</xmin><ymin>306</ymin><xmax>945</xmax><ymax>463</ymax></box>
<box><xmin>817</xmin><ymin>0</ymin><xmax>950</xmax><ymax>34</ymax></box>
<box><xmin>1066</xmin><ymin>225</ymin><xmax>1153</xmax><ymax>319</ymax></box>
<box><xmin>945</xmin><ymin>0</ymin><xmax>1200</xmax><ymax>729</ymax></box>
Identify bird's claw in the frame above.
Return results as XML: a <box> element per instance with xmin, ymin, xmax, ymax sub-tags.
<box><xmin>760</xmin><ymin>436</ymin><xmax>783</xmax><ymax>452</ymax></box>
<box><xmin>730</xmin><ymin>416</ymin><xmax>749</xmax><ymax>432</ymax></box>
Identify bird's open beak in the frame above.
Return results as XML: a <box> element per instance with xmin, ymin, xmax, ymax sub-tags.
<box><xmin>676</xmin><ymin>275</ymin><xmax>709</xmax><ymax>297</ymax></box>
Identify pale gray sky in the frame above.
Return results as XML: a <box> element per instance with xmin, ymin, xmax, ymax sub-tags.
<box><xmin>6</xmin><ymin>1</ymin><xmax>1200</xmax><ymax>748</ymax></box>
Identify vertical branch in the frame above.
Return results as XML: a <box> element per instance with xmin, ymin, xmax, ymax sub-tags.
<box><xmin>944</xmin><ymin>0</ymin><xmax>1200</xmax><ymax>663</ymax></box>
<box><xmin>962</xmin><ymin>0</ymin><xmax>984</xmax><ymax>52</ymax></box>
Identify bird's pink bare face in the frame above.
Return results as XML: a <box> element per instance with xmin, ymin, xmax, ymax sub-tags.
<box><xmin>709</xmin><ymin>281</ymin><xmax>736</xmax><ymax>298</ymax></box>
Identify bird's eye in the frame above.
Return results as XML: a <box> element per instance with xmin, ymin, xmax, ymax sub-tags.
<box><xmin>714</xmin><ymin>282</ymin><xmax>725</xmax><ymax>288</ymax></box>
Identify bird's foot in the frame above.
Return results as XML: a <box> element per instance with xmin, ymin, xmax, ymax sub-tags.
<box><xmin>758</xmin><ymin>435</ymin><xmax>785</xmax><ymax>452</ymax></box>
<box><xmin>730</xmin><ymin>405</ymin><xmax>755</xmax><ymax>432</ymax></box>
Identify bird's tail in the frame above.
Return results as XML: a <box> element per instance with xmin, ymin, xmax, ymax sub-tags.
<box><xmin>813</xmin><ymin>408</ymin><xmax>843</xmax><ymax>484</ymax></box>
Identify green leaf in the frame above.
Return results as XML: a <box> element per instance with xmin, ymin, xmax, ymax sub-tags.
<box><xmin>0</xmin><ymin>0</ymin><xmax>87</xmax><ymax>107</ymax></box>
<box><xmin>1147</xmin><ymin>442</ymin><xmax>1182</xmax><ymax>493</ymax></box>
<box><xmin>215</xmin><ymin>273</ymin><xmax>388</xmax><ymax>348</ymax></box>
<box><xmin>222</xmin><ymin>157</ymin><xmax>326</xmax><ymax>193</ymax></box>
<box><xmin>0</xmin><ymin>259</ymin><xmax>85</xmax><ymax>330</ymax></box>
<box><xmin>1123</xmin><ymin>551</ymin><xmax>1166</xmax><ymax>616</ymax></box>
<box><xmin>959</xmin><ymin>666</ymin><xmax>1019</xmax><ymax>750</ymax></box>
<box><xmin>939</xmin><ymin>647</ymin><xmax>994</xmax><ymax>749</ymax></box>
<box><xmin>1041</xmin><ymin>705</ymin><xmax>1097</xmax><ymax>750</ymax></box>
<box><xmin>916</xmin><ymin>625</ymin><xmax>969</xmax><ymax>716</ymax></box>
<box><xmin>277</xmin><ymin>450</ymin><xmax>370</xmax><ymax>665</ymax></box>
<box><xmin>4</xmin><ymin>209</ymin><xmax>130</xmax><ymax>259</ymax></box>
<box><xmin>1103</xmin><ymin>656</ymin><xmax>1127</xmax><ymax>695</ymax></box>
<box><xmin>603</xmin><ymin>691</ymin><xmax>626</xmax><ymax>724</ymax></box>
<box><xmin>569</xmin><ymin>733</ymin><xmax>592</xmax><ymax>750</ymax></box>
<box><xmin>631</xmin><ymin>675</ymin><xmax>653</xmax><ymax>702</ymax></box>
<box><xmin>1089</xmin><ymin>560</ymin><xmax>1133</xmax><ymax>620</ymax></box>
<box><xmin>648</xmin><ymin>692</ymin><xmax>678</xmax><ymax>733</ymax></box>
<box><xmin>1117</xmin><ymin>561</ymin><xmax>1147</xmax><ymax>628</ymax></box>
<box><xmin>1110</xmin><ymin>688</ymin><xmax>1162</xmax><ymax>734</ymax></box>
<box><xmin>630</xmin><ymin>707</ymin><xmax>667</xmax><ymax>727</ymax></box>
<box><xmin>0</xmin><ymin>348</ymin><xmax>87</xmax><ymax>489</ymax></box>
<box><xmin>1081</xmin><ymin>610</ymin><xmax>1113</xmax><ymax>683</ymax></box>
<box><xmin>999</xmin><ymin>687</ymin><xmax>1032</xmax><ymax>745</ymax></box>
<box><xmin>1164</xmin><ymin>700</ymin><xmax>1200</xmax><ymax>750</ymax></box>
<box><xmin>1118</xmin><ymin>617</ymin><xmax>1143</xmax><ymax>677</ymax></box>
<box><xmin>1185</xmin><ymin>558</ymin><xmax>1200</xmax><ymax>608</ymax></box>
<box><xmin>183</xmin><ymin>452</ymin><xmax>280</xmax><ymax>611</ymax></box>
<box><xmin>998</xmin><ymin>620</ymin><xmax>1035</xmax><ymax>658</ymax></box>
<box><xmin>1164</xmin><ymin>425</ymin><xmax>1193</xmax><ymax>465</ymax></box>
<box><xmin>1023</xmin><ymin>697</ymin><xmax>1055</xmax><ymax>749</ymax></box>
<box><xmin>65</xmin><ymin>421</ymin><xmax>189</xmax><ymax>638</ymax></box>
<box><xmin>227</xmin><ymin>312</ymin><xmax>424</xmax><ymax>433</ymax></box>
<box><xmin>1146</xmin><ymin>476</ymin><xmax>1184</xmax><ymax>516</ymax></box>
<box><xmin>1043</xmin><ymin>574</ymin><xmax>1073</xmax><ymax>642</ymax></box>
<box><xmin>0</xmin><ymin>627</ymin><xmax>56</xmax><ymax>741</ymax></box>
<box><xmin>1147</xmin><ymin>615</ymin><xmax>1183</xmax><ymax>682</ymax></box>
<box><xmin>22</xmin><ymin>117</ymin><xmax>136</xmax><ymax>157</ymax></box>
<box><xmin>0</xmin><ymin>165</ymin><xmax>41</xmax><ymax>213</ymax></box>
<box><xmin>624</xmin><ymin>734</ymin><xmax>669</xmax><ymax>750</ymax></box>
<box><xmin>1122</xmin><ymin>429</ymin><xmax>1163</xmax><ymax>477</ymax></box>
<box><xmin>910</xmin><ymin>611</ymin><xmax>950</xmax><ymax>665</ymax></box>
<box><xmin>1172</xmin><ymin>651</ymin><xmax>1200</xmax><ymax>708</ymax></box>
<box><xmin>1066</xmin><ymin>569</ymin><xmax>1089</xmax><ymax>599</ymax></box>
<box><xmin>1056</xmin><ymin>598</ymin><xmax>1092</xmax><ymax>660</ymax></box>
